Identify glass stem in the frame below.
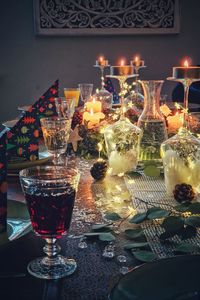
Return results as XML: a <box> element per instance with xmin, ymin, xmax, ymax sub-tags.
<box><xmin>43</xmin><ymin>238</ymin><xmax>61</xmax><ymax>260</ymax></box>
<box><xmin>183</xmin><ymin>80</ymin><xmax>191</xmax><ymax>130</ymax></box>
<box><xmin>100</xmin><ymin>67</ymin><xmax>105</xmax><ymax>90</ymax></box>
<box><xmin>119</xmin><ymin>78</ymin><xmax>126</xmax><ymax>117</ymax></box>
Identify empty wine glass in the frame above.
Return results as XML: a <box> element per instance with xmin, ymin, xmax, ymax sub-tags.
<box><xmin>78</xmin><ymin>83</ymin><xmax>93</xmax><ymax>104</ymax></box>
<box><xmin>19</xmin><ymin>166</ymin><xmax>80</xmax><ymax>279</ymax></box>
<box><xmin>40</xmin><ymin>117</ymin><xmax>71</xmax><ymax>165</ymax></box>
<box><xmin>55</xmin><ymin>97</ymin><xmax>75</xmax><ymax>119</ymax></box>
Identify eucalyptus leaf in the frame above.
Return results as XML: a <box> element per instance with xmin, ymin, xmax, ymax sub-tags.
<box><xmin>124</xmin><ymin>228</ymin><xmax>145</xmax><ymax>239</ymax></box>
<box><xmin>91</xmin><ymin>224</ymin><xmax>112</xmax><ymax>231</ymax></box>
<box><xmin>126</xmin><ymin>171</ymin><xmax>142</xmax><ymax>178</ymax></box>
<box><xmin>104</xmin><ymin>212</ymin><xmax>122</xmax><ymax>221</ymax></box>
<box><xmin>99</xmin><ymin>232</ymin><xmax>116</xmax><ymax>242</ymax></box>
<box><xmin>132</xmin><ymin>250</ymin><xmax>157</xmax><ymax>262</ymax></box>
<box><xmin>180</xmin><ymin>226</ymin><xmax>197</xmax><ymax>240</ymax></box>
<box><xmin>161</xmin><ymin>216</ymin><xmax>184</xmax><ymax>232</ymax></box>
<box><xmin>174</xmin><ymin>202</ymin><xmax>191</xmax><ymax>212</ymax></box>
<box><xmin>147</xmin><ymin>208</ymin><xmax>170</xmax><ymax>220</ymax></box>
<box><xmin>187</xmin><ymin>202</ymin><xmax>200</xmax><ymax>214</ymax></box>
<box><xmin>129</xmin><ymin>212</ymin><xmax>147</xmax><ymax>224</ymax></box>
<box><xmin>84</xmin><ymin>232</ymin><xmax>102</xmax><ymax>237</ymax></box>
<box><xmin>143</xmin><ymin>165</ymin><xmax>160</xmax><ymax>177</ymax></box>
<box><xmin>124</xmin><ymin>242</ymin><xmax>149</xmax><ymax>250</ymax></box>
<box><xmin>185</xmin><ymin>216</ymin><xmax>200</xmax><ymax>228</ymax></box>
<box><xmin>174</xmin><ymin>242</ymin><xmax>200</xmax><ymax>253</ymax></box>
<box><xmin>159</xmin><ymin>231</ymin><xmax>177</xmax><ymax>240</ymax></box>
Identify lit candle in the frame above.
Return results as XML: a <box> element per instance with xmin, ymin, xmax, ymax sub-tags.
<box><xmin>83</xmin><ymin>109</ymin><xmax>105</xmax><ymax>129</ymax></box>
<box><xmin>96</xmin><ymin>55</ymin><xmax>109</xmax><ymax>67</ymax></box>
<box><xmin>173</xmin><ymin>59</ymin><xmax>200</xmax><ymax>79</ymax></box>
<box><xmin>131</xmin><ymin>55</ymin><xmax>145</xmax><ymax>67</ymax></box>
<box><xmin>110</xmin><ymin>59</ymin><xmax>134</xmax><ymax>76</ymax></box>
<box><xmin>85</xmin><ymin>97</ymin><xmax>102</xmax><ymax>113</ymax></box>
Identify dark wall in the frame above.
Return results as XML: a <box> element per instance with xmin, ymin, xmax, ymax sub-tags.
<box><xmin>1</xmin><ymin>0</ymin><xmax>200</xmax><ymax>122</ymax></box>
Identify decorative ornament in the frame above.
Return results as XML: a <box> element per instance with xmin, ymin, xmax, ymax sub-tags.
<box><xmin>68</xmin><ymin>125</ymin><xmax>83</xmax><ymax>152</ymax></box>
<box><xmin>90</xmin><ymin>160</ymin><xmax>108</xmax><ymax>180</ymax></box>
<box><xmin>173</xmin><ymin>183</ymin><xmax>196</xmax><ymax>203</ymax></box>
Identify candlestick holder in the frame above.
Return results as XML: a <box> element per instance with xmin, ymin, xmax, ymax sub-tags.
<box><xmin>94</xmin><ymin>62</ymin><xmax>113</xmax><ymax>111</ymax></box>
<box><xmin>167</xmin><ymin>77</ymin><xmax>200</xmax><ymax>129</ymax></box>
<box><xmin>106</xmin><ymin>74</ymin><xmax>137</xmax><ymax>114</ymax></box>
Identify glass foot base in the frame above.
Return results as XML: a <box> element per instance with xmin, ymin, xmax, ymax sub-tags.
<box><xmin>27</xmin><ymin>255</ymin><xmax>77</xmax><ymax>279</ymax></box>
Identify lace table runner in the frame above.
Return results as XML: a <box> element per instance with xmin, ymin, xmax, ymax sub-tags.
<box><xmin>125</xmin><ymin>174</ymin><xmax>200</xmax><ymax>258</ymax></box>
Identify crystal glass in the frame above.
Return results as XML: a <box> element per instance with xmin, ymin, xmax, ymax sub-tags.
<box><xmin>64</xmin><ymin>88</ymin><xmax>80</xmax><ymax>107</ymax></box>
<box><xmin>40</xmin><ymin>117</ymin><xmax>71</xmax><ymax>165</ymax></box>
<box><xmin>104</xmin><ymin>117</ymin><xmax>142</xmax><ymax>176</ymax></box>
<box><xmin>137</xmin><ymin>80</ymin><xmax>168</xmax><ymax>161</ymax></box>
<box><xmin>93</xmin><ymin>89</ymin><xmax>113</xmax><ymax>111</ymax></box>
<box><xmin>161</xmin><ymin>127</ymin><xmax>200</xmax><ymax>195</ymax></box>
<box><xmin>78</xmin><ymin>83</ymin><xmax>93</xmax><ymax>104</ymax></box>
<box><xmin>20</xmin><ymin>166</ymin><xmax>80</xmax><ymax>279</ymax></box>
<box><xmin>55</xmin><ymin>97</ymin><xmax>75</xmax><ymax>119</ymax></box>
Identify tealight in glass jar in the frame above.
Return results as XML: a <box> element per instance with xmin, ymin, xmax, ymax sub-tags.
<box><xmin>161</xmin><ymin>127</ymin><xmax>200</xmax><ymax>195</ymax></box>
<box><xmin>104</xmin><ymin>116</ymin><xmax>142</xmax><ymax>176</ymax></box>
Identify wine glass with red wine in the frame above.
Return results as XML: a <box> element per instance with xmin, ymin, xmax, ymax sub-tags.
<box><xmin>19</xmin><ymin>166</ymin><xmax>80</xmax><ymax>279</ymax></box>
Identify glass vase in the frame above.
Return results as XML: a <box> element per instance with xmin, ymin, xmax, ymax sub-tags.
<box><xmin>161</xmin><ymin>127</ymin><xmax>200</xmax><ymax>196</ymax></box>
<box><xmin>137</xmin><ymin>80</ymin><xmax>168</xmax><ymax>161</ymax></box>
<box><xmin>104</xmin><ymin>117</ymin><xmax>142</xmax><ymax>176</ymax></box>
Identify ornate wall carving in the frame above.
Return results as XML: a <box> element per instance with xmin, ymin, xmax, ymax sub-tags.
<box><xmin>34</xmin><ymin>0</ymin><xmax>180</xmax><ymax>35</ymax></box>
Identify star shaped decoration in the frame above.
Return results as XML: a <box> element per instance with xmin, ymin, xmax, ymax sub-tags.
<box><xmin>68</xmin><ymin>125</ymin><xmax>83</xmax><ymax>152</ymax></box>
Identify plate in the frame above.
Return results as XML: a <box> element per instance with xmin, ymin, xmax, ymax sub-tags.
<box><xmin>0</xmin><ymin>199</ymin><xmax>31</xmax><ymax>247</ymax></box>
<box><xmin>7</xmin><ymin>156</ymin><xmax>51</xmax><ymax>172</ymax></box>
<box><xmin>109</xmin><ymin>255</ymin><xmax>200</xmax><ymax>300</ymax></box>
<box><xmin>2</xmin><ymin>119</ymin><xmax>19</xmax><ymax>128</ymax></box>
<box><xmin>18</xmin><ymin>105</ymin><xmax>31</xmax><ymax>112</ymax></box>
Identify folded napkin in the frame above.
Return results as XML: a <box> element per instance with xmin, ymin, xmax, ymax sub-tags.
<box><xmin>7</xmin><ymin>80</ymin><xmax>59</xmax><ymax>162</ymax></box>
<box><xmin>104</xmin><ymin>78</ymin><xmax>120</xmax><ymax>104</ymax></box>
<box><xmin>0</xmin><ymin>131</ymin><xmax>7</xmax><ymax>233</ymax></box>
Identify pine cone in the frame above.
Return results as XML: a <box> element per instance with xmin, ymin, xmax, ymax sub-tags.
<box><xmin>173</xmin><ymin>183</ymin><xmax>196</xmax><ymax>203</ymax></box>
<box><xmin>71</xmin><ymin>111</ymin><xmax>83</xmax><ymax>129</ymax></box>
<box><xmin>90</xmin><ymin>160</ymin><xmax>108</xmax><ymax>180</ymax></box>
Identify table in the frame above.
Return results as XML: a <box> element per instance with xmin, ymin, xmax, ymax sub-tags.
<box><xmin>0</xmin><ymin>158</ymin><xmax>138</xmax><ymax>300</ymax></box>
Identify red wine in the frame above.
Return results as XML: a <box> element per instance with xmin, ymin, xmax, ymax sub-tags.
<box><xmin>25</xmin><ymin>184</ymin><xmax>76</xmax><ymax>238</ymax></box>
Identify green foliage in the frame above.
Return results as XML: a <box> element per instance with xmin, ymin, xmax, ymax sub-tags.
<box><xmin>185</xmin><ymin>216</ymin><xmax>200</xmax><ymax>228</ymax></box>
<box><xmin>143</xmin><ymin>165</ymin><xmax>160</xmax><ymax>177</ymax></box>
<box><xmin>129</xmin><ymin>212</ymin><xmax>147</xmax><ymax>224</ymax></box>
<box><xmin>104</xmin><ymin>212</ymin><xmax>122</xmax><ymax>221</ymax></box>
<box><xmin>174</xmin><ymin>242</ymin><xmax>200</xmax><ymax>253</ymax></box>
<box><xmin>124</xmin><ymin>228</ymin><xmax>145</xmax><ymax>239</ymax></box>
<box><xmin>99</xmin><ymin>232</ymin><xmax>116</xmax><ymax>242</ymax></box>
<box><xmin>161</xmin><ymin>216</ymin><xmax>184</xmax><ymax>233</ymax></box>
<box><xmin>124</xmin><ymin>242</ymin><xmax>149</xmax><ymax>250</ymax></box>
<box><xmin>132</xmin><ymin>250</ymin><xmax>157</xmax><ymax>262</ymax></box>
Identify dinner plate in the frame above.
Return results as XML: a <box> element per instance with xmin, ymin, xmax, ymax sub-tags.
<box><xmin>17</xmin><ymin>105</ymin><xmax>31</xmax><ymax>112</ymax></box>
<box><xmin>2</xmin><ymin>119</ymin><xmax>19</xmax><ymax>128</ymax></box>
<box><xmin>109</xmin><ymin>255</ymin><xmax>200</xmax><ymax>300</ymax></box>
<box><xmin>0</xmin><ymin>199</ymin><xmax>31</xmax><ymax>247</ymax></box>
<box><xmin>7</xmin><ymin>156</ymin><xmax>51</xmax><ymax>174</ymax></box>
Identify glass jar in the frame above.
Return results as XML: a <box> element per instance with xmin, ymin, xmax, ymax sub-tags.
<box><xmin>104</xmin><ymin>117</ymin><xmax>142</xmax><ymax>176</ymax></box>
<box><xmin>93</xmin><ymin>88</ymin><xmax>113</xmax><ymax>111</ymax></box>
<box><xmin>138</xmin><ymin>80</ymin><xmax>168</xmax><ymax>160</ymax></box>
<box><xmin>161</xmin><ymin>127</ymin><xmax>200</xmax><ymax>195</ymax></box>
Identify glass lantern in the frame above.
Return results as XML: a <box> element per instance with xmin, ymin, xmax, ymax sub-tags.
<box><xmin>104</xmin><ymin>117</ymin><xmax>142</xmax><ymax>176</ymax></box>
<box><xmin>161</xmin><ymin>127</ymin><xmax>200</xmax><ymax>195</ymax></box>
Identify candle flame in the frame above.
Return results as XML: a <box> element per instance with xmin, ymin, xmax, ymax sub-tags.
<box><xmin>135</xmin><ymin>56</ymin><xmax>139</xmax><ymax>62</ymax></box>
<box><xmin>90</xmin><ymin>108</ymin><xmax>94</xmax><ymax>116</ymax></box>
<box><xmin>92</xmin><ymin>97</ymin><xmax>96</xmax><ymax>103</ymax></box>
<box><xmin>120</xmin><ymin>59</ymin><xmax>125</xmax><ymax>66</ymax></box>
<box><xmin>99</xmin><ymin>56</ymin><xmax>104</xmax><ymax>62</ymax></box>
<box><xmin>184</xmin><ymin>60</ymin><xmax>189</xmax><ymax>68</ymax></box>
<box><xmin>97</xmin><ymin>142</ymin><xmax>103</xmax><ymax>152</ymax></box>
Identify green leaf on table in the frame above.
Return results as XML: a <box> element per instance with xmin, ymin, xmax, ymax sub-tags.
<box><xmin>99</xmin><ymin>232</ymin><xmax>116</xmax><ymax>242</ymax></box>
<box><xmin>124</xmin><ymin>242</ymin><xmax>149</xmax><ymax>250</ymax></box>
<box><xmin>187</xmin><ymin>202</ymin><xmax>200</xmax><ymax>214</ymax></box>
<box><xmin>143</xmin><ymin>165</ymin><xmax>160</xmax><ymax>177</ymax></box>
<box><xmin>124</xmin><ymin>228</ymin><xmax>145</xmax><ymax>239</ymax></box>
<box><xmin>104</xmin><ymin>212</ymin><xmax>122</xmax><ymax>221</ymax></box>
<box><xmin>180</xmin><ymin>226</ymin><xmax>197</xmax><ymax>240</ymax></box>
<box><xmin>161</xmin><ymin>216</ymin><xmax>184</xmax><ymax>232</ymax></box>
<box><xmin>143</xmin><ymin>160</ymin><xmax>158</xmax><ymax>167</ymax></box>
<box><xmin>185</xmin><ymin>216</ymin><xmax>200</xmax><ymax>228</ymax></box>
<box><xmin>174</xmin><ymin>242</ymin><xmax>200</xmax><ymax>253</ymax></box>
<box><xmin>129</xmin><ymin>212</ymin><xmax>147</xmax><ymax>224</ymax></box>
<box><xmin>159</xmin><ymin>231</ymin><xmax>177</xmax><ymax>240</ymax></box>
<box><xmin>132</xmin><ymin>250</ymin><xmax>157</xmax><ymax>262</ymax></box>
<box><xmin>147</xmin><ymin>208</ymin><xmax>170</xmax><ymax>220</ymax></box>
<box><xmin>126</xmin><ymin>171</ymin><xmax>142</xmax><ymax>178</ymax></box>
<box><xmin>91</xmin><ymin>223</ymin><xmax>112</xmax><ymax>231</ymax></box>
<box><xmin>174</xmin><ymin>202</ymin><xmax>191</xmax><ymax>212</ymax></box>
